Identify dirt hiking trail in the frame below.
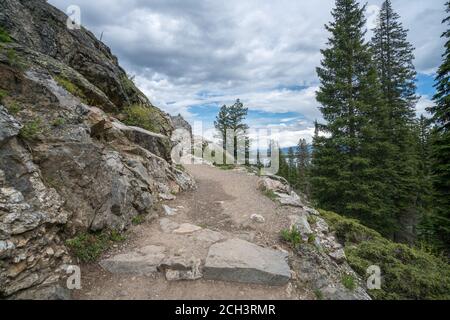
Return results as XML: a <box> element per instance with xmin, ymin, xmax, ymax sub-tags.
<box><xmin>73</xmin><ymin>164</ymin><xmax>370</xmax><ymax>300</ymax></box>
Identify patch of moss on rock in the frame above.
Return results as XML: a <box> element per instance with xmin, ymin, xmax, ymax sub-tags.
<box><xmin>6</xmin><ymin>101</ymin><xmax>21</xmax><ymax>115</ymax></box>
<box><xmin>320</xmin><ymin>209</ymin><xmax>450</xmax><ymax>300</ymax></box>
<box><xmin>55</xmin><ymin>75</ymin><xmax>86</xmax><ymax>100</ymax></box>
<box><xmin>0</xmin><ymin>89</ymin><xmax>7</xmax><ymax>103</ymax></box>
<box><xmin>320</xmin><ymin>209</ymin><xmax>382</xmax><ymax>244</ymax></box>
<box><xmin>123</xmin><ymin>104</ymin><xmax>158</xmax><ymax>132</ymax></box>
<box><xmin>341</xmin><ymin>274</ymin><xmax>356</xmax><ymax>290</ymax></box>
<box><xmin>0</xmin><ymin>27</ymin><xmax>12</xmax><ymax>43</ymax></box>
<box><xmin>5</xmin><ymin>48</ymin><xmax>26</xmax><ymax>70</ymax></box>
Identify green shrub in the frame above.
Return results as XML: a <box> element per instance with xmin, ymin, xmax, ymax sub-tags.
<box><xmin>65</xmin><ymin>230</ymin><xmax>125</xmax><ymax>263</ymax></box>
<box><xmin>6</xmin><ymin>49</ymin><xmax>25</xmax><ymax>69</ymax></box>
<box><xmin>314</xmin><ymin>289</ymin><xmax>324</xmax><ymax>300</ymax></box>
<box><xmin>175</xmin><ymin>164</ymin><xmax>185</xmax><ymax>172</ymax></box>
<box><xmin>120</xmin><ymin>74</ymin><xmax>136</xmax><ymax>94</ymax></box>
<box><xmin>109</xmin><ymin>229</ymin><xmax>126</xmax><ymax>242</ymax></box>
<box><xmin>19</xmin><ymin>119</ymin><xmax>43</xmax><ymax>140</ymax></box>
<box><xmin>51</xmin><ymin>117</ymin><xmax>66</xmax><ymax>127</ymax></box>
<box><xmin>281</xmin><ymin>226</ymin><xmax>302</xmax><ymax>249</ymax></box>
<box><xmin>123</xmin><ymin>104</ymin><xmax>157</xmax><ymax>132</ymax></box>
<box><xmin>55</xmin><ymin>76</ymin><xmax>86</xmax><ymax>100</ymax></box>
<box><xmin>308</xmin><ymin>234</ymin><xmax>316</xmax><ymax>244</ymax></box>
<box><xmin>320</xmin><ymin>209</ymin><xmax>450</xmax><ymax>300</ymax></box>
<box><xmin>347</xmin><ymin>239</ymin><xmax>450</xmax><ymax>300</ymax></box>
<box><xmin>131</xmin><ymin>215</ymin><xmax>146</xmax><ymax>225</ymax></box>
<box><xmin>320</xmin><ymin>209</ymin><xmax>382</xmax><ymax>244</ymax></box>
<box><xmin>0</xmin><ymin>89</ymin><xmax>7</xmax><ymax>102</ymax></box>
<box><xmin>0</xmin><ymin>27</ymin><xmax>11</xmax><ymax>43</ymax></box>
<box><xmin>307</xmin><ymin>215</ymin><xmax>318</xmax><ymax>226</ymax></box>
<box><xmin>341</xmin><ymin>274</ymin><xmax>356</xmax><ymax>290</ymax></box>
<box><xmin>6</xmin><ymin>102</ymin><xmax>21</xmax><ymax>115</ymax></box>
<box><xmin>216</xmin><ymin>164</ymin><xmax>236</xmax><ymax>170</ymax></box>
<box><xmin>263</xmin><ymin>189</ymin><xmax>278</xmax><ymax>201</ymax></box>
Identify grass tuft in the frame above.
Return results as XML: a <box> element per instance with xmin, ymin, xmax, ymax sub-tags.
<box><xmin>0</xmin><ymin>27</ymin><xmax>12</xmax><ymax>43</ymax></box>
<box><xmin>307</xmin><ymin>215</ymin><xmax>318</xmax><ymax>226</ymax></box>
<box><xmin>215</xmin><ymin>164</ymin><xmax>236</xmax><ymax>170</ymax></box>
<box><xmin>341</xmin><ymin>274</ymin><xmax>356</xmax><ymax>290</ymax></box>
<box><xmin>6</xmin><ymin>102</ymin><xmax>21</xmax><ymax>115</ymax></box>
<box><xmin>0</xmin><ymin>89</ymin><xmax>8</xmax><ymax>103</ymax></box>
<box><xmin>131</xmin><ymin>215</ymin><xmax>146</xmax><ymax>226</ymax></box>
<box><xmin>314</xmin><ymin>289</ymin><xmax>324</xmax><ymax>300</ymax></box>
<box><xmin>263</xmin><ymin>189</ymin><xmax>278</xmax><ymax>201</ymax></box>
<box><xmin>308</xmin><ymin>234</ymin><xmax>316</xmax><ymax>244</ymax></box>
<box><xmin>281</xmin><ymin>226</ymin><xmax>302</xmax><ymax>249</ymax></box>
<box><xmin>51</xmin><ymin>117</ymin><xmax>66</xmax><ymax>127</ymax></box>
<box><xmin>123</xmin><ymin>104</ymin><xmax>157</xmax><ymax>132</ymax></box>
<box><xmin>65</xmin><ymin>230</ymin><xmax>126</xmax><ymax>263</ymax></box>
<box><xmin>19</xmin><ymin>119</ymin><xmax>43</xmax><ymax>140</ymax></box>
<box><xmin>55</xmin><ymin>76</ymin><xmax>86</xmax><ymax>100</ymax></box>
<box><xmin>5</xmin><ymin>48</ymin><xmax>25</xmax><ymax>69</ymax></box>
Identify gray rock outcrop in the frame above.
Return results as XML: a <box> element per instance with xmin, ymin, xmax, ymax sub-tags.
<box><xmin>257</xmin><ymin>176</ymin><xmax>371</xmax><ymax>300</ymax></box>
<box><xmin>0</xmin><ymin>0</ymin><xmax>196</xmax><ymax>298</ymax></box>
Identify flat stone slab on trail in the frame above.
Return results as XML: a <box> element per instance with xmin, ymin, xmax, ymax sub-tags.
<box><xmin>173</xmin><ymin>223</ymin><xmax>202</xmax><ymax>234</ymax></box>
<box><xmin>159</xmin><ymin>218</ymin><xmax>180</xmax><ymax>233</ymax></box>
<box><xmin>190</xmin><ymin>229</ymin><xmax>226</xmax><ymax>244</ymax></box>
<box><xmin>99</xmin><ymin>245</ymin><xmax>166</xmax><ymax>276</ymax></box>
<box><xmin>203</xmin><ymin>239</ymin><xmax>291</xmax><ymax>286</ymax></box>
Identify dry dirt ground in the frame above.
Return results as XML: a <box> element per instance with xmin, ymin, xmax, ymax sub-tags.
<box><xmin>73</xmin><ymin>165</ymin><xmax>312</xmax><ymax>300</ymax></box>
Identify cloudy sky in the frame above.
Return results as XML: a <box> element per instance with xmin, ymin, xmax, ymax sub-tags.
<box><xmin>50</xmin><ymin>0</ymin><xmax>447</xmax><ymax>147</ymax></box>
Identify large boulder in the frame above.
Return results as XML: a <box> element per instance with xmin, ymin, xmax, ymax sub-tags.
<box><xmin>275</xmin><ymin>191</ymin><xmax>303</xmax><ymax>207</ymax></box>
<box><xmin>257</xmin><ymin>176</ymin><xmax>291</xmax><ymax>194</ymax></box>
<box><xmin>203</xmin><ymin>239</ymin><xmax>291</xmax><ymax>286</ymax></box>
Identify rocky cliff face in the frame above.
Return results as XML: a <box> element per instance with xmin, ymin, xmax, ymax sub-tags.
<box><xmin>0</xmin><ymin>0</ymin><xmax>195</xmax><ymax>298</ymax></box>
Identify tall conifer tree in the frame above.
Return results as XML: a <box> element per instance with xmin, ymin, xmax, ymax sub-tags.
<box><xmin>312</xmin><ymin>0</ymin><xmax>387</xmax><ymax>230</ymax></box>
<box><xmin>214</xmin><ymin>99</ymin><xmax>249</xmax><ymax>164</ymax></box>
<box><xmin>371</xmin><ymin>0</ymin><xmax>420</xmax><ymax>242</ymax></box>
<box><xmin>297</xmin><ymin>138</ymin><xmax>311</xmax><ymax>196</ymax></box>
<box><xmin>426</xmin><ymin>1</ymin><xmax>450</xmax><ymax>252</ymax></box>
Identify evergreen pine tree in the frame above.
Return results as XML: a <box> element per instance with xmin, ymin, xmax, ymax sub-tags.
<box><xmin>214</xmin><ymin>99</ymin><xmax>249</xmax><ymax>164</ymax></box>
<box><xmin>287</xmin><ymin>147</ymin><xmax>297</xmax><ymax>185</ymax></box>
<box><xmin>312</xmin><ymin>0</ymin><xmax>387</xmax><ymax>231</ymax></box>
<box><xmin>371</xmin><ymin>0</ymin><xmax>420</xmax><ymax>242</ymax></box>
<box><xmin>228</xmin><ymin>99</ymin><xmax>249</xmax><ymax>164</ymax></box>
<box><xmin>278</xmin><ymin>151</ymin><xmax>290</xmax><ymax>182</ymax></box>
<box><xmin>416</xmin><ymin>116</ymin><xmax>435</xmax><ymax>244</ymax></box>
<box><xmin>256</xmin><ymin>148</ymin><xmax>263</xmax><ymax>173</ymax></box>
<box><xmin>426</xmin><ymin>1</ymin><xmax>450</xmax><ymax>252</ymax></box>
<box><xmin>214</xmin><ymin>105</ymin><xmax>230</xmax><ymax>164</ymax></box>
<box><xmin>297</xmin><ymin>138</ymin><xmax>311</xmax><ymax>196</ymax></box>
